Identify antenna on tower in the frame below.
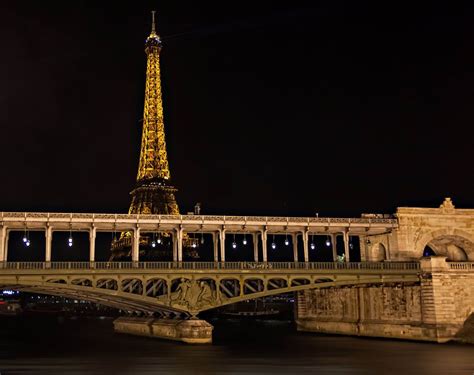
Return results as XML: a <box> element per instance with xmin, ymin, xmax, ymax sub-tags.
<box><xmin>151</xmin><ymin>10</ymin><xmax>156</xmax><ymax>34</ymax></box>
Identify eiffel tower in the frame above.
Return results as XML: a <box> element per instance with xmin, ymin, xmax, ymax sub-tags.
<box><xmin>111</xmin><ymin>12</ymin><xmax>196</xmax><ymax>260</ymax></box>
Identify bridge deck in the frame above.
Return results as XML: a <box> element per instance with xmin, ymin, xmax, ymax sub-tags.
<box><xmin>0</xmin><ymin>212</ymin><xmax>396</xmax><ymax>235</ymax></box>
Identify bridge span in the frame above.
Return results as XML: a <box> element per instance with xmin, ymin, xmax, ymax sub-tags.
<box><xmin>0</xmin><ymin>261</ymin><xmax>420</xmax><ymax>316</ymax></box>
<box><xmin>0</xmin><ymin>211</ymin><xmax>396</xmax><ymax>263</ymax></box>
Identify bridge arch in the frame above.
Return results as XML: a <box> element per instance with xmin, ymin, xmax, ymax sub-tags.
<box><xmin>417</xmin><ymin>229</ymin><xmax>474</xmax><ymax>261</ymax></box>
<box><xmin>2</xmin><ymin>280</ymin><xmax>185</xmax><ymax>316</ymax></box>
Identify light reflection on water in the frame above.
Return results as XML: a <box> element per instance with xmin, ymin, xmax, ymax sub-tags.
<box><xmin>0</xmin><ymin>317</ymin><xmax>473</xmax><ymax>374</ymax></box>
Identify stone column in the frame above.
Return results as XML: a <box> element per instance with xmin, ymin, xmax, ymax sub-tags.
<box><xmin>212</xmin><ymin>232</ymin><xmax>219</xmax><ymax>262</ymax></box>
<box><xmin>330</xmin><ymin>233</ymin><xmax>337</xmax><ymax>261</ymax></box>
<box><xmin>219</xmin><ymin>228</ymin><xmax>226</xmax><ymax>262</ymax></box>
<box><xmin>176</xmin><ymin>227</ymin><xmax>184</xmax><ymax>262</ymax></box>
<box><xmin>170</xmin><ymin>231</ymin><xmax>178</xmax><ymax>262</ymax></box>
<box><xmin>4</xmin><ymin>230</ymin><xmax>9</xmax><ymax>262</ymax></box>
<box><xmin>0</xmin><ymin>225</ymin><xmax>6</xmax><ymax>262</ymax></box>
<box><xmin>292</xmin><ymin>233</ymin><xmax>298</xmax><ymax>262</ymax></box>
<box><xmin>302</xmin><ymin>230</ymin><xmax>309</xmax><ymax>262</ymax></box>
<box><xmin>360</xmin><ymin>236</ymin><xmax>369</xmax><ymax>261</ymax></box>
<box><xmin>45</xmin><ymin>225</ymin><xmax>53</xmax><ymax>262</ymax></box>
<box><xmin>261</xmin><ymin>228</ymin><xmax>268</xmax><ymax>262</ymax></box>
<box><xmin>342</xmin><ymin>231</ymin><xmax>350</xmax><ymax>262</ymax></box>
<box><xmin>253</xmin><ymin>233</ymin><xmax>259</xmax><ymax>262</ymax></box>
<box><xmin>89</xmin><ymin>226</ymin><xmax>96</xmax><ymax>263</ymax></box>
<box><xmin>132</xmin><ymin>227</ymin><xmax>140</xmax><ymax>262</ymax></box>
<box><xmin>419</xmin><ymin>256</ymin><xmax>460</xmax><ymax>342</ymax></box>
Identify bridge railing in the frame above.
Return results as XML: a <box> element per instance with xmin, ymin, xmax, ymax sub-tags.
<box><xmin>0</xmin><ymin>261</ymin><xmax>420</xmax><ymax>271</ymax></box>
<box><xmin>448</xmin><ymin>262</ymin><xmax>474</xmax><ymax>271</ymax></box>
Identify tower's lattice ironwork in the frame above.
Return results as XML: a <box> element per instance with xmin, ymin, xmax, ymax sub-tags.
<box><xmin>130</xmin><ymin>11</ymin><xmax>178</xmax><ymax>217</ymax></box>
<box><xmin>111</xmin><ymin>12</ymin><xmax>192</xmax><ymax>259</ymax></box>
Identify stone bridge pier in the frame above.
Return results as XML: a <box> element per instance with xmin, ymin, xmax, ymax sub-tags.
<box><xmin>296</xmin><ymin>199</ymin><xmax>474</xmax><ymax>344</ymax></box>
<box><xmin>296</xmin><ymin>256</ymin><xmax>474</xmax><ymax>343</ymax></box>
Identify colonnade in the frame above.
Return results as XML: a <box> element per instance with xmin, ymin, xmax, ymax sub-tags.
<box><xmin>0</xmin><ymin>224</ymin><xmax>355</xmax><ymax>263</ymax></box>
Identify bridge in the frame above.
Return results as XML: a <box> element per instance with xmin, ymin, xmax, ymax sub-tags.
<box><xmin>0</xmin><ymin>198</ymin><xmax>473</xmax><ymax>344</ymax></box>
<box><xmin>0</xmin><ymin>211</ymin><xmax>396</xmax><ymax>263</ymax></box>
<box><xmin>0</xmin><ymin>261</ymin><xmax>420</xmax><ymax>317</ymax></box>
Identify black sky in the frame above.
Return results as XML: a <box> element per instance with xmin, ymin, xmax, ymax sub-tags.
<box><xmin>1</xmin><ymin>1</ymin><xmax>473</xmax><ymax>217</ymax></box>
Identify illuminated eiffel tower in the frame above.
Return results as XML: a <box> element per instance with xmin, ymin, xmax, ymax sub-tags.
<box><xmin>111</xmin><ymin>12</ymin><xmax>196</xmax><ymax>260</ymax></box>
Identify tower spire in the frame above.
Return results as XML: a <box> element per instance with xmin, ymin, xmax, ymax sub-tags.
<box><xmin>151</xmin><ymin>10</ymin><xmax>156</xmax><ymax>34</ymax></box>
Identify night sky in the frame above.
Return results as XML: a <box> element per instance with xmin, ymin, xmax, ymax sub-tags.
<box><xmin>1</xmin><ymin>1</ymin><xmax>473</xmax><ymax>218</ymax></box>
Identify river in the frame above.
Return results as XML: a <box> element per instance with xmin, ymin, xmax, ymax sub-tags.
<box><xmin>0</xmin><ymin>316</ymin><xmax>472</xmax><ymax>374</ymax></box>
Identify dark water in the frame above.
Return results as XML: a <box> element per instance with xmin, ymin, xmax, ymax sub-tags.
<box><xmin>0</xmin><ymin>317</ymin><xmax>473</xmax><ymax>375</ymax></box>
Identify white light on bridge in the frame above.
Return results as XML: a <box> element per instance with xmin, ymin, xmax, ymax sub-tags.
<box><xmin>151</xmin><ymin>241</ymin><xmax>157</xmax><ymax>248</ymax></box>
<box><xmin>284</xmin><ymin>237</ymin><xmax>289</xmax><ymax>246</ymax></box>
<box><xmin>242</xmin><ymin>238</ymin><xmax>247</xmax><ymax>245</ymax></box>
<box><xmin>68</xmin><ymin>237</ymin><xmax>73</xmax><ymax>247</ymax></box>
<box><xmin>25</xmin><ymin>240</ymin><xmax>31</xmax><ymax>247</ymax></box>
<box><xmin>310</xmin><ymin>242</ymin><xmax>316</xmax><ymax>250</ymax></box>
<box><xmin>325</xmin><ymin>237</ymin><xmax>331</xmax><ymax>247</ymax></box>
<box><xmin>22</xmin><ymin>235</ymin><xmax>27</xmax><ymax>243</ymax></box>
<box><xmin>232</xmin><ymin>234</ymin><xmax>237</xmax><ymax>249</ymax></box>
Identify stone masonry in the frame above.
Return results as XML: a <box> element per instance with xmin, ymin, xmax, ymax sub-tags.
<box><xmin>296</xmin><ymin>256</ymin><xmax>474</xmax><ymax>343</ymax></box>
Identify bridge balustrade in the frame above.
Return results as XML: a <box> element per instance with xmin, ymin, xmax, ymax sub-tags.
<box><xmin>0</xmin><ymin>261</ymin><xmax>421</xmax><ymax>271</ymax></box>
<box><xmin>448</xmin><ymin>262</ymin><xmax>474</xmax><ymax>270</ymax></box>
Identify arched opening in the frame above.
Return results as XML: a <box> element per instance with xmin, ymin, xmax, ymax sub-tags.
<box><xmin>446</xmin><ymin>244</ymin><xmax>468</xmax><ymax>261</ymax></box>
<box><xmin>370</xmin><ymin>243</ymin><xmax>386</xmax><ymax>261</ymax></box>
<box><xmin>423</xmin><ymin>235</ymin><xmax>471</xmax><ymax>261</ymax></box>
<box><xmin>423</xmin><ymin>246</ymin><xmax>436</xmax><ymax>257</ymax></box>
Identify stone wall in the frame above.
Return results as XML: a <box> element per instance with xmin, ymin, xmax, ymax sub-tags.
<box><xmin>296</xmin><ymin>257</ymin><xmax>474</xmax><ymax>343</ymax></box>
<box><xmin>296</xmin><ymin>284</ymin><xmax>429</xmax><ymax>341</ymax></box>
